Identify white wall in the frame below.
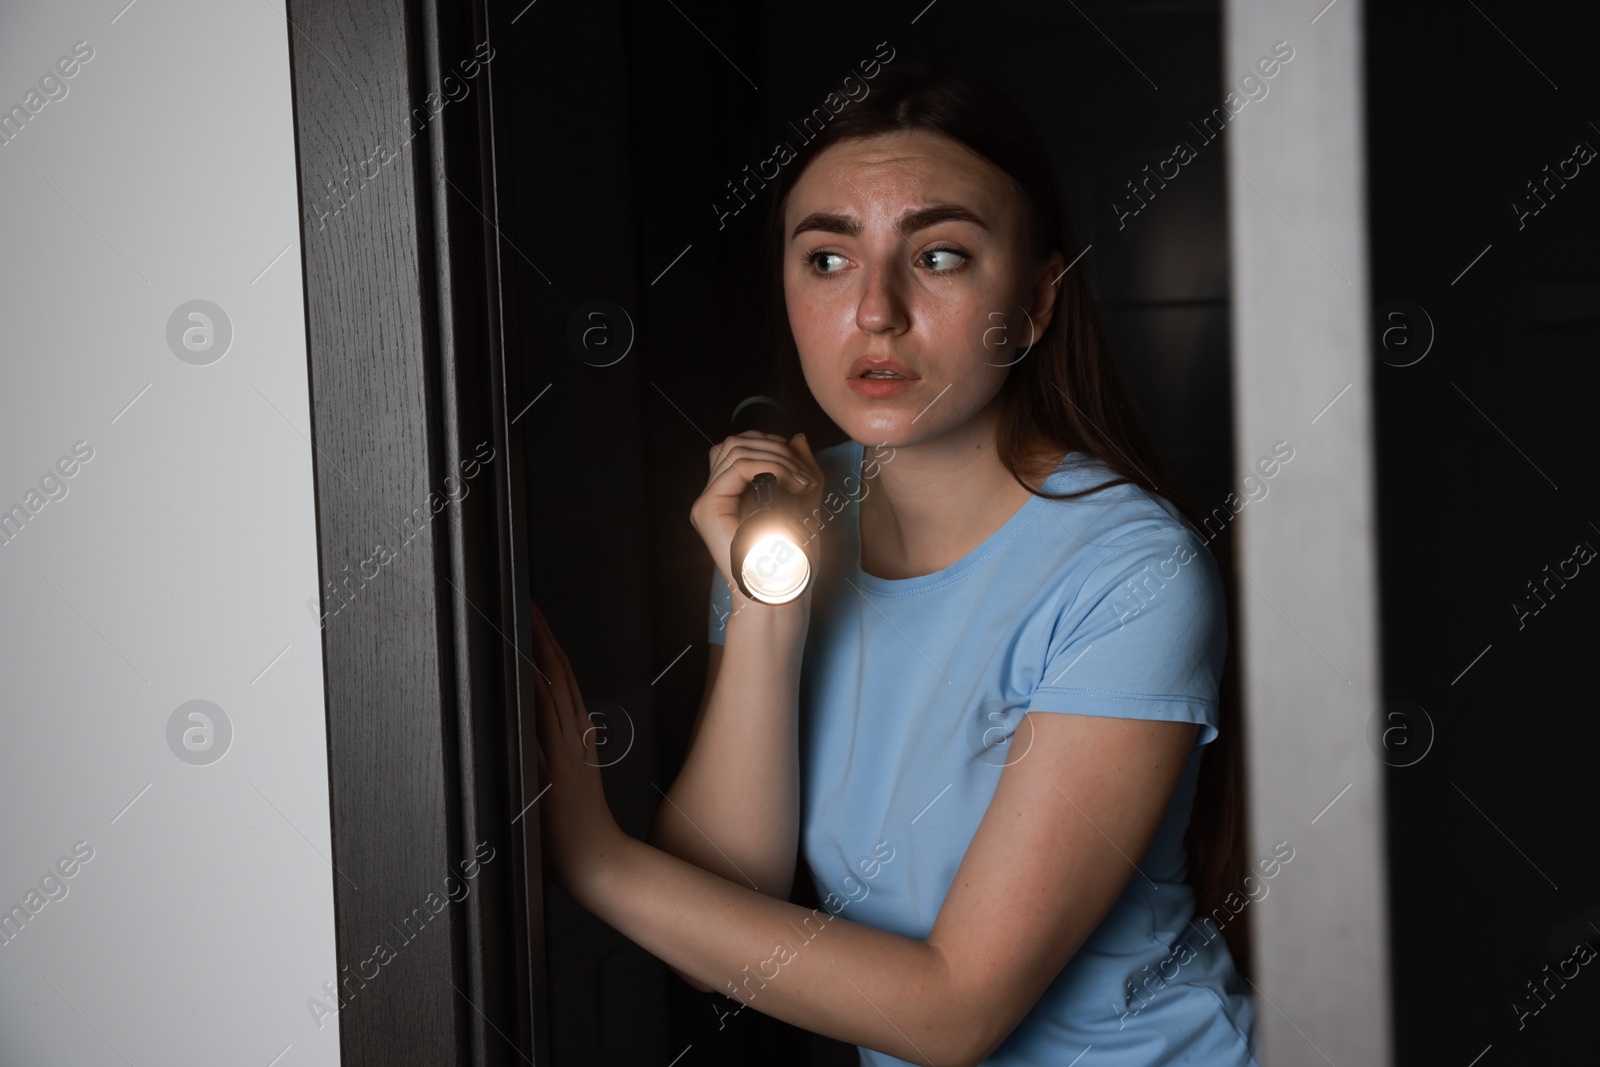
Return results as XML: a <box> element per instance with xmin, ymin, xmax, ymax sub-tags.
<box><xmin>1223</xmin><ymin>0</ymin><xmax>1392</xmax><ymax>1063</ymax></box>
<box><xmin>0</xmin><ymin>2</ymin><xmax>340</xmax><ymax>1063</ymax></box>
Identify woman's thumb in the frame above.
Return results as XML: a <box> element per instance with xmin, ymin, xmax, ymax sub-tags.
<box><xmin>791</xmin><ymin>432</ymin><xmax>819</xmax><ymax>474</ymax></box>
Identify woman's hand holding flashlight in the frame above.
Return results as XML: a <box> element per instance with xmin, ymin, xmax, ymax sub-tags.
<box><xmin>690</xmin><ymin>430</ymin><xmax>824</xmax><ymax>614</ymax></box>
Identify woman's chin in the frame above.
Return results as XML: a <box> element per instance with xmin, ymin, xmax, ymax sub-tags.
<box><xmin>827</xmin><ymin>404</ymin><xmax>900</xmax><ymax>437</ymax></box>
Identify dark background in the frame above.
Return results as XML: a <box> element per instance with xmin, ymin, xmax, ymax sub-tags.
<box><xmin>498</xmin><ymin>1</ymin><xmax>1231</xmax><ymax>1061</ymax></box>
<box><xmin>1365</xmin><ymin>0</ymin><xmax>1599</xmax><ymax>1062</ymax></box>
<box><xmin>492</xmin><ymin>0</ymin><xmax>1600</xmax><ymax>1062</ymax></box>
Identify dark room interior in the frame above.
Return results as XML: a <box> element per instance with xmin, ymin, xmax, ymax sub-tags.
<box><xmin>497</xmin><ymin>1</ymin><xmax>1597</xmax><ymax>1062</ymax></box>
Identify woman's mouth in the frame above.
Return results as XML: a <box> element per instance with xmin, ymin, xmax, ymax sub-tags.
<box><xmin>846</xmin><ymin>358</ymin><xmax>920</xmax><ymax>398</ymax></box>
<box><xmin>847</xmin><ymin>374</ymin><xmax>919</xmax><ymax>399</ymax></box>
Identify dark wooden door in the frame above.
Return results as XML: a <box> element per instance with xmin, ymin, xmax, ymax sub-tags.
<box><xmin>287</xmin><ymin>1</ymin><xmax>549</xmax><ymax>1063</ymax></box>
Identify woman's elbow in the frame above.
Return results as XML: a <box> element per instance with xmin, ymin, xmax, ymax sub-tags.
<box><xmin>943</xmin><ymin>1023</ymin><xmax>1009</xmax><ymax>1067</ymax></box>
<box><xmin>962</xmin><ymin>1033</ymin><xmax>1012</xmax><ymax>1067</ymax></box>
<box><xmin>668</xmin><ymin>962</ymin><xmax>713</xmax><ymax>994</ymax></box>
<box><xmin>930</xmin><ymin>989</ymin><xmax>1015</xmax><ymax>1067</ymax></box>
<box><xmin>645</xmin><ymin>809</ymin><xmax>668</xmax><ymax>851</ymax></box>
<box><xmin>943</xmin><ymin>1030</ymin><xmax>994</xmax><ymax>1067</ymax></box>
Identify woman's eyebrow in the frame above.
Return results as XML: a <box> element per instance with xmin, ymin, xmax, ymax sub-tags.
<box><xmin>789</xmin><ymin>203</ymin><xmax>990</xmax><ymax>241</ymax></box>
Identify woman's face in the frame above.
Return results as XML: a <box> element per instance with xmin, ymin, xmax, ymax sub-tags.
<box><xmin>782</xmin><ymin>129</ymin><xmax>1062</xmax><ymax>448</ymax></box>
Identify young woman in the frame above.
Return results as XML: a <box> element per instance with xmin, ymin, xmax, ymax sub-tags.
<box><xmin>532</xmin><ymin>62</ymin><xmax>1258</xmax><ymax>1066</ymax></box>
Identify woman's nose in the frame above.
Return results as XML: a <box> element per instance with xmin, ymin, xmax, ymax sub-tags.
<box><xmin>855</xmin><ymin>264</ymin><xmax>908</xmax><ymax>334</ymax></box>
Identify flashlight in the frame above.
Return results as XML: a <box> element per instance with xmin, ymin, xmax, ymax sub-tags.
<box><xmin>729</xmin><ymin>471</ymin><xmax>813</xmax><ymax>605</ymax></box>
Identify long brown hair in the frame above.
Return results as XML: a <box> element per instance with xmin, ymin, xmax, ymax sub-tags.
<box><xmin>759</xmin><ymin>59</ymin><xmax>1251</xmax><ymax>975</ymax></box>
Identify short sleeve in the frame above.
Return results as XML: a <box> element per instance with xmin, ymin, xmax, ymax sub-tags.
<box><xmin>1027</xmin><ymin>528</ymin><xmax>1228</xmax><ymax>745</ymax></box>
<box><xmin>707</xmin><ymin>566</ymin><xmax>732</xmax><ymax>646</ymax></box>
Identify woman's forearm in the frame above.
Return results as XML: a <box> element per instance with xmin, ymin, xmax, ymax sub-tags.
<box><xmin>647</xmin><ymin>603</ymin><xmax>808</xmax><ymax>898</ymax></box>
<box><xmin>589</xmin><ymin>833</ymin><xmax>970</xmax><ymax>1067</ymax></box>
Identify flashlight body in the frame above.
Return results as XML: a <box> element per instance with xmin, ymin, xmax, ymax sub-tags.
<box><xmin>730</xmin><ymin>473</ymin><xmax>814</xmax><ymax>605</ymax></box>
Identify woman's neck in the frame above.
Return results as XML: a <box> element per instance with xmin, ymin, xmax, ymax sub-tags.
<box><xmin>857</xmin><ymin>411</ymin><xmax>1064</xmax><ymax>581</ymax></box>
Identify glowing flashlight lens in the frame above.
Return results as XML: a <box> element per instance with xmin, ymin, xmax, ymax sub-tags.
<box><xmin>740</xmin><ymin>533</ymin><xmax>811</xmax><ymax>604</ymax></box>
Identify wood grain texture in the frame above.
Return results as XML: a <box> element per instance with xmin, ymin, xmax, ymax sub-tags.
<box><xmin>285</xmin><ymin>0</ymin><xmax>548</xmax><ymax>1062</ymax></box>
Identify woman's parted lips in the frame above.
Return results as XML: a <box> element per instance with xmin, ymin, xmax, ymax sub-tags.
<box><xmin>848</xmin><ymin>356</ymin><xmax>919</xmax><ymax>379</ymax></box>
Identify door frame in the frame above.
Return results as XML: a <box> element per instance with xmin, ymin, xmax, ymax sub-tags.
<box><xmin>284</xmin><ymin>0</ymin><xmax>548</xmax><ymax>1062</ymax></box>
<box><xmin>1223</xmin><ymin>0</ymin><xmax>1393</xmax><ymax>1062</ymax></box>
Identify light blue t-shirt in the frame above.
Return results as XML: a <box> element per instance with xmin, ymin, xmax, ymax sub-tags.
<box><xmin>707</xmin><ymin>439</ymin><xmax>1257</xmax><ymax>1065</ymax></box>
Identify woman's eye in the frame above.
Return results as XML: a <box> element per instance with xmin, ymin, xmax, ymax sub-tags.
<box><xmin>921</xmin><ymin>247</ymin><xmax>967</xmax><ymax>271</ymax></box>
<box><xmin>806</xmin><ymin>251</ymin><xmax>847</xmax><ymax>274</ymax></box>
<box><xmin>804</xmin><ymin>247</ymin><xmax>966</xmax><ymax>275</ymax></box>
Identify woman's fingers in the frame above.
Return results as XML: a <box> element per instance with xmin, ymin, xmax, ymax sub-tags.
<box><xmin>530</xmin><ymin>607</ymin><xmax>575</xmax><ymax>747</ymax></box>
<box><xmin>531</xmin><ymin>602</ymin><xmax>592</xmax><ymax>761</ymax></box>
<box><xmin>788</xmin><ymin>433</ymin><xmax>824</xmax><ymax>486</ymax></box>
<box><xmin>693</xmin><ymin>445</ymin><xmax>814</xmax><ymax>550</ymax></box>
<box><xmin>708</xmin><ymin>453</ymin><xmax>814</xmax><ymax>504</ymax></box>
<box><xmin>689</xmin><ymin>434</ymin><xmax>825</xmax><ymax>605</ymax></box>
<box><xmin>529</xmin><ymin>603</ymin><xmax>556</xmax><ymax>683</ymax></box>
<box><xmin>706</xmin><ymin>438</ymin><xmax>814</xmax><ymax>494</ymax></box>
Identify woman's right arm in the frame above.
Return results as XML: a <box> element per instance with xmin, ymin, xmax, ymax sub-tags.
<box><xmin>647</xmin><ymin>432</ymin><xmax>822</xmax><ymax>921</ymax></box>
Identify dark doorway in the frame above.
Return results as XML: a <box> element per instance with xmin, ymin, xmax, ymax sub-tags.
<box><xmin>1366</xmin><ymin>1</ymin><xmax>1600</xmax><ymax>1062</ymax></box>
<box><xmin>495</xmin><ymin>2</ymin><xmax>1233</xmax><ymax>1062</ymax></box>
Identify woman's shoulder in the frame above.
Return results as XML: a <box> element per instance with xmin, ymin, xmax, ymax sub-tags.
<box><xmin>1035</xmin><ymin>451</ymin><xmax>1203</xmax><ymax>554</ymax></box>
